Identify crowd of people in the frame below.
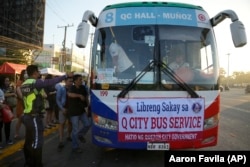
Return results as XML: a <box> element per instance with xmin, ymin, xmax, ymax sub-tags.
<box><xmin>0</xmin><ymin>65</ymin><xmax>91</xmax><ymax>167</ymax></box>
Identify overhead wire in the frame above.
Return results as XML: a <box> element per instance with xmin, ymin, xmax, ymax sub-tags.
<box><xmin>49</xmin><ymin>0</ymin><xmax>72</xmax><ymax>24</ymax></box>
<box><xmin>45</xmin><ymin>0</ymin><xmax>75</xmax><ymax>47</ymax></box>
<box><xmin>46</xmin><ymin>0</ymin><xmax>69</xmax><ymax>24</ymax></box>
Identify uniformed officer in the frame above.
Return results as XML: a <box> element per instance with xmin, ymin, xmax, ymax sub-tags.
<box><xmin>21</xmin><ymin>65</ymin><xmax>73</xmax><ymax>167</ymax></box>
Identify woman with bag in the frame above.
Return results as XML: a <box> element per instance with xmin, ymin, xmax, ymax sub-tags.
<box><xmin>44</xmin><ymin>74</ymin><xmax>57</xmax><ymax>129</ymax></box>
<box><xmin>0</xmin><ymin>87</ymin><xmax>14</xmax><ymax>148</ymax></box>
<box><xmin>0</xmin><ymin>76</ymin><xmax>15</xmax><ymax>145</ymax></box>
<box><xmin>0</xmin><ymin>88</ymin><xmax>5</xmax><ymax>148</ymax></box>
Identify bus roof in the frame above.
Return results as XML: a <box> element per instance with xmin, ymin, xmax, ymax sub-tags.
<box><xmin>103</xmin><ymin>1</ymin><xmax>204</xmax><ymax>11</ymax></box>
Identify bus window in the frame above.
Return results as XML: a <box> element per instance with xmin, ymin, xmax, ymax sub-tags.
<box><xmin>201</xmin><ymin>45</ymin><xmax>213</xmax><ymax>74</ymax></box>
<box><xmin>92</xmin><ymin>26</ymin><xmax>155</xmax><ymax>85</ymax></box>
<box><xmin>132</xmin><ymin>26</ymin><xmax>155</xmax><ymax>42</ymax></box>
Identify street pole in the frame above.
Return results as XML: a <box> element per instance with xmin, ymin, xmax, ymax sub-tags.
<box><xmin>57</xmin><ymin>24</ymin><xmax>73</xmax><ymax>72</ymax></box>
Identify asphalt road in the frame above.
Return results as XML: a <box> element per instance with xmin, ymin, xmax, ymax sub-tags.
<box><xmin>0</xmin><ymin>88</ymin><xmax>249</xmax><ymax>167</ymax></box>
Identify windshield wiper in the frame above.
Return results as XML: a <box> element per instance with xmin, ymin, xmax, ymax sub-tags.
<box><xmin>117</xmin><ymin>60</ymin><xmax>200</xmax><ymax>98</ymax></box>
<box><xmin>160</xmin><ymin>61</ymin><xmax>200</xmax><ymax>98</ymax></box>
<box><xmin>117</xmin><ymin>60</ymin><xmax>155</xmax><ymax>98</ymax></box>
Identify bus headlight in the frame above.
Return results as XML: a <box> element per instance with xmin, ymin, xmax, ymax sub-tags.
<box><xmin>204</xmin><ymin>114</ymin><xmax>219</xmax><ymax>129</ymax></box>
<box><xmin>93</xmin><ymin>113</ymin><xmax>118</xmax><ymax>130</ymax></box>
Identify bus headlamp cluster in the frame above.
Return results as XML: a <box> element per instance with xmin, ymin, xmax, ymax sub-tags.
<box><xmin>93</xmin><ymin>114</ymin><xmax>118</xmax><ymax>130</ymax></box>
<box><xmin>204</xmin><ymin>114</ymin><xmax>219</xmax><ymax>129</ymax></box>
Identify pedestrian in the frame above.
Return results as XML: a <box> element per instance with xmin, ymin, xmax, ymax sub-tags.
<box><xmin>20</xmin><ymin>65</ymin><xmax>73</xmax><ymax>167</ymax></box>
<box><xmin>0</xmin><ymin>76</ymin><xmax>16</xmax><ymax>145</ymax></box>
<box><xmin>44</xmin><ymin>74</ymin><xmax>57</xmax><ymax>129</ymax></box>
<box><xmin>68</xmin><ymin>74</ymin><xmax>91</xmax><ymax>153</ymax></box>
<box><xmin>14</xmin><ymin>69</ymin><xmax>28</xmax><ymax>139</ymax></box>
<box><xmin>168</xmin><ymin>51</ymin><xmax>189</xmax><ymax>71</ymax></box>
<box><xmin>56</xmin><ymin>77</ymin><xmax>73</xmax><ymax>152</ymax></box>
<box><xmin>0</xmin><ymin>88</ymin><xmax>5</xmax><ymax>148</ymax></box>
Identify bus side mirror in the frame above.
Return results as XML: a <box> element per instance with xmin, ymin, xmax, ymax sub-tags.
<box><xmin>76</xmin><ymin>22</ymin><xmax>90</xmax><ymax>48</ymax></box>
<box><xmin>230</xmin><ymin>20</ymin><xmax>247</xmax><ymax>47</ymax></box>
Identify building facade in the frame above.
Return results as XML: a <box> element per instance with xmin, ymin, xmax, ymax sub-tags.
<box><xmin>35</xmin><ymin>44</ymin><xmax>86</xmax><ymax>72</ymax></box>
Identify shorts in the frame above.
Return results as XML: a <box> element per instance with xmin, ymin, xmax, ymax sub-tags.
<box><xmin>58</xmin><ymin>109</ymin><xmax>68</xmax><ymax>124</ymax></box>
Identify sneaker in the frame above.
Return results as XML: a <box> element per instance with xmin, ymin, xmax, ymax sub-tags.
<box><xmin>45</xmin><ymin>125</ymin><xmax>52</xmax><ymax>129</ymax></box>
<box><xmin>78</xmin><ymin>136</ymin><xmax>86</xmax><ymax>143</ymax></box>
<box><xmin>57</xmin><ymin>142</ymin><xmax>64</xmax><ymax>152</ymax></box>
<box><xmin>54</xmin><ymin>120</ymin><xmax>60</xmax><ymax>124</ymax></box>
<box><xmin>14</xmin><ymin>135</ymin><xmax>19</xmax><ymax>139</ymax></box>
<box><xmin>7</xmin><ymin>140</ymin><xmax>13</xmax><ymax>145</ymax></box>
<box><xmin>58</xmin><ymin>142</ymin><xmax>64</xmax><ymax>148</ymax></box>
<box><xmin>49</xmin><ymin>124</ymin><xmax>56</xmax><ymax>127</ymax></box>
<box><xmin>72</xmin><ymin>148</ymin><xmax>83</xmax><ymax>153</ymax></box>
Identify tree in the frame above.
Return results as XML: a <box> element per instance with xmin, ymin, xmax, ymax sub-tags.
<box><xmin>219</xmin><ymin>68</ymin><xmax>227</xmax><ymax>84</ymax></box>
<box><xmin>219</xmin><ymin>68</ymin><xmax>227</xmax><ymax>77</ymax></box>
<box><xmin>0</xmin><ymin>49</ymin><xmax>41</xmax><ymax>65</ymax></box>
<box><xmin>235</xmin><ymin>72</ymin><xmax>250</xmax><ymax>83</ymax></box>
<box><xmin>0</xmin><ymin>49</ymin><xmax>27</xmax><ymax>65</ymax></box>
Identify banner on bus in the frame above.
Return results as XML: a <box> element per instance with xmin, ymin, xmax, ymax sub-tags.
<box><xmin>117</xmin><ymin>97</ymin><xmax>205</xmax><ymax>142</ymax></box>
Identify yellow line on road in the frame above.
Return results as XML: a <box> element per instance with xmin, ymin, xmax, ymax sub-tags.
<box><xmin>0</xmin><ymin>125</ymin><xmax>59</xmax><ymax>160</ymax></box>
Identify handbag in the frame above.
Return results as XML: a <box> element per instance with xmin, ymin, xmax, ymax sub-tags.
<box><xmin>1</xmin><ymin>105</ymin><xmax>14</xmax><ymax>123</ymax></box>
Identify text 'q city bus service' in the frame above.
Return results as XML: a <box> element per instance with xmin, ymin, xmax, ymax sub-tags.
<box><xmin>76</xmin><ymin>2</ymin><xmax>247</xmax><ymax>150</ymax></box>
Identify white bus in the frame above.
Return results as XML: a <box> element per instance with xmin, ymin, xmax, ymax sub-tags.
<box><xmin>75</xmin><ymin>2</ymin><xmax>246</xmax><ymax>150</ymax></box>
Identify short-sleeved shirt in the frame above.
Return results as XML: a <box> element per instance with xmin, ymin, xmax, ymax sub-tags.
<box><xmin>55</xmin><ymin>84</ymin><xmax>65</xmax><ymax>111</ymax></box>
<box><xmin>68</xmin><ymin>85</ymin><xmax>88</xmax><ymax>116</ymax></box>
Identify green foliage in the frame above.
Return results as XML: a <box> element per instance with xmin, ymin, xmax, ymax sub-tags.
<box><xmin>0</xmin><ymin>49</ymin><xmax>28</xmax><ymax>65</ymax></box>
<box><xmin>220</xmin><ymin>67</ymin><xmax>250</xmax><ymax>86</ymax></box>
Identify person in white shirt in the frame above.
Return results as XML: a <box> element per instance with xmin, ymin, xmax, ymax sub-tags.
<box><xmin>109</xmin><ymin>42</ymin><xmax>135</xmax><ymax>79</ymax></box>
<box><xmin>162</xmin><ymin>50</ymin><xmax>193</xmax><ymax>88</ymax></box>
<box><xmin>168</xmin><ymin>54</ymin><xmax>189</xmax><ymax>71</ymax></box>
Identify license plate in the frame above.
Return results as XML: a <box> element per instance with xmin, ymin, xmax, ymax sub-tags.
<box><xmin>147</xmin><ymin>142</ymin><xmax>169</xmax><ymax>150</ymax></box>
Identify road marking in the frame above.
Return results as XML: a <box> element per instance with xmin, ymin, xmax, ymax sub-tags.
<box><xmin>222</xmin><ymin>96</ymin><xmax>249</xmax><ymax>102</ymax></box>
<box><xmin>221</xmin><ymin>104</ymin><xmax>250</xmax><ymax>114</ymax></box>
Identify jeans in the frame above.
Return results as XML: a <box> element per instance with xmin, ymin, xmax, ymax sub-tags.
<box><xmin>0</xmin><ymin>121</ymin><xmax>11</xmax><ymax>142</ymax></box>
<box><xmin>70</xmin><ymin>112</ymin><xmax>91</xmax><ymax>149</ymax></box>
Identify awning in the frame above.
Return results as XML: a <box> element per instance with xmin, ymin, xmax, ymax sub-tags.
<box><xmin>0</xmin><ymin>62</ymin><xmax>27</xmax><ymax>74</ymax></box>
<box><xmin>40</xmin><ymin>68</ymin><xmax>65</xmax><ymax>76</ymax></box>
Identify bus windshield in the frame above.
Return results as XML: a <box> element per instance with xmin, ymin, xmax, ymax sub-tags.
<box><xmin>91</xmin><ymin>24</ymin><xmax>219</xmax><ymax>90</ymax></box>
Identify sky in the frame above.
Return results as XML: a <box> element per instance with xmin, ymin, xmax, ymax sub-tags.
<box><xmin>44</xmin><ymin>0</ymin><xmax>250</xmax><ymax>75</ymax></box>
